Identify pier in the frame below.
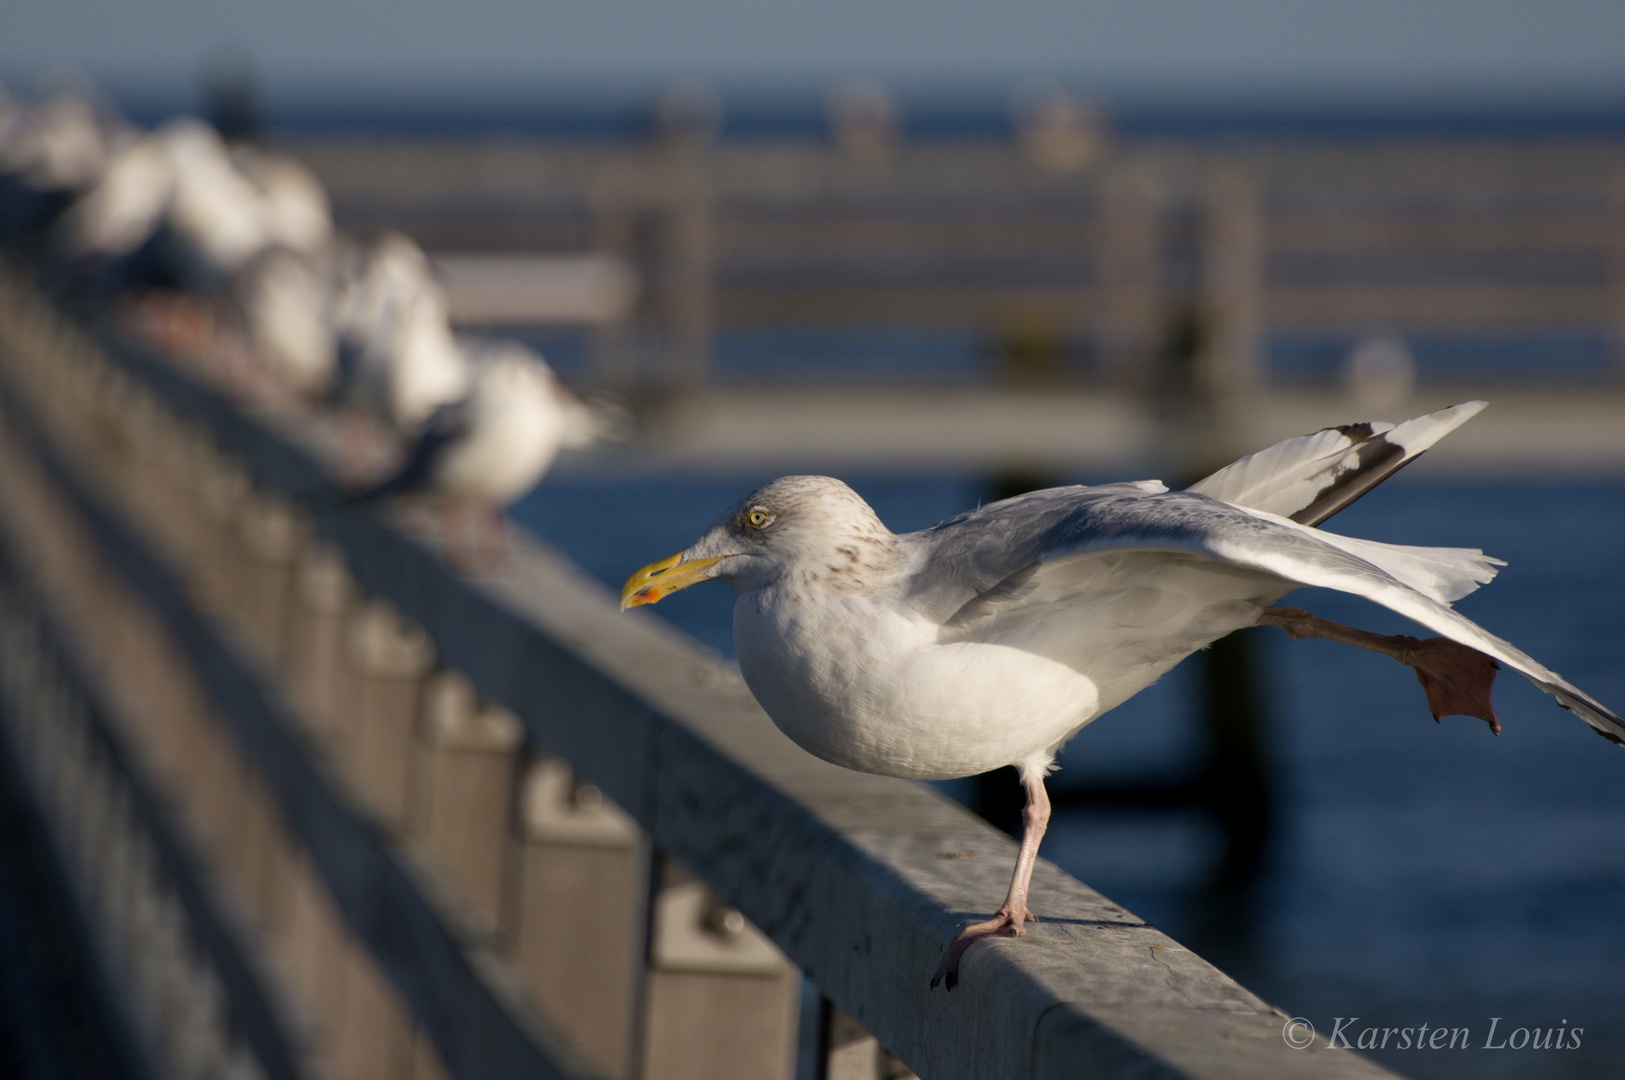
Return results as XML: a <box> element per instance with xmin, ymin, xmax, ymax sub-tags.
<box><xmin>0</xmin><ymin>266</ymin><xmax>1410</xmax><ymax>1079</ymax></box>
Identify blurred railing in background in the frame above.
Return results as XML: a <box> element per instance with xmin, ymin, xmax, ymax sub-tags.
<box><xmin>284</xmin><ymin>131</ymin><xmax>1625</xmax><ymax>396</ymax></box>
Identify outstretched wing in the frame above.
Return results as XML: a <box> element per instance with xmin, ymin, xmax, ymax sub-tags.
<box><xmin>905</xmin><ymin>488</ymin><xmax>1624</xmax><ymax>745</ymax></box>
<box><xmin>1188</xmin><ymin>401</ymin><xmax>1486</xmax><ymax>525</ymax></box>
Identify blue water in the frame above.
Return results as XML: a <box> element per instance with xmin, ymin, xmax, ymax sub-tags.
<box><xmin>111</xmin><ymin>86</ymin><xmax>1625</xmax><ymax>142</ymax></box>
<box><xmin>514</xmin><ymin>472</ymin><xmax>1625</xmax><ymax>1079</ymax></box>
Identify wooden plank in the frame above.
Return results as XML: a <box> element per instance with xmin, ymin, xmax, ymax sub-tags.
<box><xmin>509</xmin><ymin>757</ymin><xmax>647</xmax><ymax>1080</ymax></box>
<box><xmin>411</xmin><ymin>672</ymin><xmax>523</xmax><ymax>935</ymax></box>
<box><xmin>640</xmin><ymin>857</ymin><xmax>798</xmax><ymax>1080</ymax></box>
<box><xmin>340</xmin><ymin>600</ymin><xmax>435</xmax><ymax>832</ymax></box>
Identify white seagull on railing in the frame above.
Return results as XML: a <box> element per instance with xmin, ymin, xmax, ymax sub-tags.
<box><xmin>619</xmin><ymin>400</ymin><xmax>1624</xmax><ymax>988</ymax></box>
<box><xmin>342</xmin><ymin>339</ymin><xmax>615</xmax><ymax>561</ymax></box>
<box><xmin>331</xmin><ymin>232</ymin><xmax>469</xmax><ymax>434</ymax></box>
<box><xmin>57</xmin><ymin>118</ymin><xmax>331</xmax><ymax>294</ymax></box>
<box><xmin>1</xmin><ymin>90</ymin><xmax>126</xmax><ymax>243</ymax></box>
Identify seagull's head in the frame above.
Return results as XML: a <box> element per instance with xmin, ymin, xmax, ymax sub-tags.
<box><xmin>621</xmin><ymin>475</ymin><xmax>895</xmax><ymax>610</ymax></box>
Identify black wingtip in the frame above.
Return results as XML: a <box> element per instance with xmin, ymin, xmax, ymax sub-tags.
<box><xmin>1290</xmin><ymin>439</ymin><xmax>1416</xmax><ymax>528</ymax></box>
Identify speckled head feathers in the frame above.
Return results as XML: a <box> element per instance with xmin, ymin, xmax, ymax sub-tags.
<box><xmin>684</xmin><ymin>476</ymin><xmax>900</xmax><ymax>593</ymax></box>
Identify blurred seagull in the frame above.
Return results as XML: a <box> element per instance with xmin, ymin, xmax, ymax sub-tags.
<box><xmin>343</xmin><ymin>340</ymin><xmax>614</xmax><ymax>561</ymax></box>
<box><xmin>231</xmin><ymin>243</ymin><xmax>341</xmax><ymax>398</ymax></box>
<box><xmin>620</xmin><ymin>401</ymin><xmax>1624</xmax><ymax>987</ymax></box>
<box><xmin>1</xmin><ymin>89</ymin><xmax>126</xmax><ymax>246</ymax></box>
<box><xmin>331</xmin><ymin>232</ymin><xmax>468</xmax><ymax>434</ymax></box>
<box><xmin>57</xmin><ymin>118</ymin><xmax>331</xmax><ymax>295</ymax></box>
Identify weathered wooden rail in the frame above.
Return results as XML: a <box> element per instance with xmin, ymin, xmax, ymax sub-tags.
<box><xmin>286</xmin><ymin>135</ymin><xmax>1625</xmax><ymax>389</ymax></box>
<box><xmin>0</xmin><ymin>263</ymin><xmax>1401</xmax><ymax>1079</ymax></box>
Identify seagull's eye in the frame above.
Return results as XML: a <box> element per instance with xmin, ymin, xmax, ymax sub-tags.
<box><xmin>745</xmin><ymin>508</ymin><xmax>772</xmax><ymax>529</ymax></box>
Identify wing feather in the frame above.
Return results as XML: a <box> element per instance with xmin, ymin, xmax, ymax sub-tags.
<box><xmin>904</xmin><ymin>488</ymin><xmax>1624</xmax><ymax>745</ymax></box>
<box><xmin>1188</xmin><ymin>401</ymin><xmax>1486</xmax><ymax>525</ymax></box>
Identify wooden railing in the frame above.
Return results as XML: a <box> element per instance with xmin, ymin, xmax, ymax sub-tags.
<box><xmin>0</xmin><ymin>263</ymin><xmax>1401</xmax><ymax>1079</ymax></box>
<box><xmin>287</xmin><ymin>135</ymin><xmax>1625</xmax><ymax>389</ymax></box>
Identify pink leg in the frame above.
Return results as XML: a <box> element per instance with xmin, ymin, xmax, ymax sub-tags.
<box><xmin>931</xmin><ymin>774</ymin><xmax>1050</xmax><ymax>990</ymax></box>
<box><xmin>1258</xmin><ymin>605</ymin><xmax>1501</xmax><ymax>733</ymax></box>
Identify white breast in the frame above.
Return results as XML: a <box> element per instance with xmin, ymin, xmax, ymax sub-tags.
<box><xmin>734</xmin><ymin>589</ymin><xmax>1101</xmax><ymax>780</ymax></box>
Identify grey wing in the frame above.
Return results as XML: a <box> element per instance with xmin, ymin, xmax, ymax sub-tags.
<box><xmin>899</xmin><ymin>480</ymin><xmax>1171</xmax><ymax>624</ymax></box>
<box><xmin>905</xmin><ymin>489</ymin><xmax>1625</xmax><ymax>745</ymax></box>
<box><xmin>1188</xmin><ymin>401</ymin><xmax>1485</xmax><ymax>526</ymax></box>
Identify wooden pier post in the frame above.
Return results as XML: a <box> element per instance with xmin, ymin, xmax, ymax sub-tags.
<box><xmin>1197</xmin><ymin>160</ymin><xmax>1266</xmax><ymax>426</ymax></box>
<box><xmin>233</xmin><ymin>492</ymin><xmax>308</xmax><ymax>670</ymax></box>
<box><xmin>191</xmin><ymin>452</ymin><xmax>251</xmax><ymax>618</ymax></box>
<box><xmin>285</xmin><ymin>542</ymin><xmax>359</xmax><ymax>745</ymax></box>
<box><xmin>1096</xmin><ymin>157</ymin><xmax>1164</xmax><ymax>389</ymax></box>
<box><xmin>1611</xmin><ymin>165</ymin><xmax>1625</xmax><ymax>379</ymax></box>
<box><xmin>656</xmin><ymin>148</ymin><xmax>714</xmax><ymax>392</ymax></box>
<box><xmin>411</xmin><ymin>671</ymin><xmax>523</xmax><ymax>935</ymax></box>
<box><xmin>337</xmin><ymin>599</ymin><xmax>435</xmax><ymax>830</ymax></box>
<box><xmin>640</xmin><ymin>859</ymin><xmax>798</xmax><ymax>1080</ymax></box>
<box><xmin>508</xmin><ymin>755</ymin><xmax>646</xmax><ymax>1079</ymax></box>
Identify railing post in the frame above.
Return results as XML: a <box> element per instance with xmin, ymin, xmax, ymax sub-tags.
<box><xmin>192</xmin><ymin>452</ymin><xmax>252</xmax><ymax>617</ymax></box>
<box><xmin>509</xmin><ymin>755</ymin><xmax>646</xmax><ymax>1079</ymax></box>
<box><xmin>658</xmin><ymin>148</ymin><xmax>714</xmax><ymax>391</ymax></box>
<box><xmin>639</xmin><ymin>859</ymin><xmax>798</xmax><ymax>1080</ymax></box>
<box><xmin>233</xmin><ymin>492</ymin><xmax>309</xmax><ymax>670</ymax></box>
<box><xmin>1611</xmin><ymin>164</ymin><xmax>1625</xmax><ymax>379</ymax></box>
<box><xmin>411</xmin><ymin>671</ymin><xmax>523</xmax><ymax>935</ymax></box>
<box><xmin>337</xmin><ymin>599</ymin><xmax>435</xmax><ymax>830</ymax></box>
<box><xmin>1096</xmin><ymin>156</ymin><xmax>1164</xmax><ymax>388</ymax></box>
<box><xmin>285</xmin><ymin>543</ymin><xmax>358</xmax><ymax>744</ymax></box>
<box><xmin>1198</xmin><ymin>160</ymin><xmax>1266</xmax><ymax>426</ymax></box>
<box><xmin>817</xmin><ymin>1000</ymin><xmax>917</xmax><ymax>1080</ymax></box>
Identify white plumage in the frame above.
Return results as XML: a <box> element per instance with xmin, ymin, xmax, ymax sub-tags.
<box><xmin>426</xmin><ymin>341</ymin><xmax>601</xmax><ymax>506</ymax></box>
<box><xmin>333</xmin><ymin>233</ymin><xmax>469</xmax><ymax>433</ymax></box>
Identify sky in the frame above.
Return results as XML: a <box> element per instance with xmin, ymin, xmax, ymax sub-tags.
<box><xmin>6</xmin><ymin>0</ymin><xmax>1625</xmax><ymax>115</ymax></box>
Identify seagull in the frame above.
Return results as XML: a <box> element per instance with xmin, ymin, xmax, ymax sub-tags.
<box><xmin>0</xmin><ymin>89</ymin><xmax>125</xmax><ymax>246</ymax></box>
<box><xmin>56</xmin><ymin>118</ymin><xmax>332</xmax><ymax>295</ymax></box>
<box><xmin>619</xmin><ymin>401</ymin><xmax>1625</xmax><ymax>987</ymax></box>
<box><xmin>231</xmin><ymin>243</ymin><xmax>340</xmax><ymax>398</ymax></box>
<box><xmin>331</xmin><ymin>232</ymin><xmax>469</xmax><ymax>434</ymax></box>
<box><xmin>341</xmin><ymin>339</ymin><xmax>614</xmax><ymax>561</ymax></box>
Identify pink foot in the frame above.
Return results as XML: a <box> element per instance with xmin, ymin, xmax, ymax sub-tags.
<box><xmin>1260</xmin><ymin>607</ymin><xmax>1503</xmax><ymax>734</ymax></box>
<box><xmin>1400</xmin><ymin>636</ymin><xmax>1502</xmax><ymax>733</ymax></box>
<box><xmin>930</xmin><ymin>905</ymin><xmax>1036</xmax><ymax>991</ymax></box>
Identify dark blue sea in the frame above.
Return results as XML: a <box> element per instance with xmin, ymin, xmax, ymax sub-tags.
<box><xmin>514</xmin><ymin>470</ymin><xmax>1625</xmax><ymax>1080</ymax></box>
<box><xmin>115</xmin><ymin>85</ymin><xmax>1625</xmax><ymax>143</ymax></box>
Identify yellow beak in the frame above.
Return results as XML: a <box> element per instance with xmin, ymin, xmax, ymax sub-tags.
<box><xmin>620</xmin><ymin>552</ymin><xmax>726</xmax><ymax>611</ymax></box>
